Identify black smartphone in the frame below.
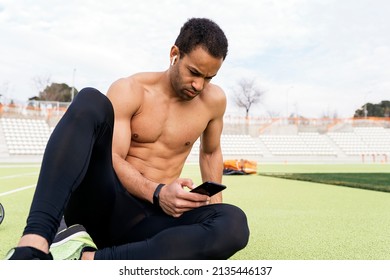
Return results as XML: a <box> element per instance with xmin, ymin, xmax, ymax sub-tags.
<box><xmin>190</xmin><ymin>181</ymin><xmax>227</xmax><ymax>196</ymax></box>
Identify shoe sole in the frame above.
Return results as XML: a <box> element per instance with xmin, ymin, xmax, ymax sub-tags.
<box><xmin>51</xmin><ymin>231</ymin><xmax>91</xmax><ymax>247</ymax></box>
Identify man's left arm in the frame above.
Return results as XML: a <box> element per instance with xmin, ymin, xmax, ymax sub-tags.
<box><xmin>199</xmin><ymin>138</ymin><xmax>223</xmax><ymax>203</ymax></box>
<box><xmin>199</xmin><ymin>88</ymin><xmax>226</xmax><ymax>204</ymax></box>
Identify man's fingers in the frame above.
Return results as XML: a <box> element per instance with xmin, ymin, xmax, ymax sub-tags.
<box><xmin>177</xmin><ymin>178</ymin><xmax>194</xmax><ymax>189</ymax></box>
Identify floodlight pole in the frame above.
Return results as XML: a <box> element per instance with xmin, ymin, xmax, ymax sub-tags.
<box><xmin>71</xmin><ymin>68</ymin><xmax>76</xmax><ymax>102</ymax></box>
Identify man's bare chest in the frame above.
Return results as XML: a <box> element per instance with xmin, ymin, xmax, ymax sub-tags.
<box><xmin>130</xmin><ymin>103</ymin><xmax>210</xmax><ymax>148</ymax></box>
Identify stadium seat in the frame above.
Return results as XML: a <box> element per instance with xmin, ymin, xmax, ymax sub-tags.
<box><xmin>0</xmin><ymin>117</ymin><xmax>51</xmax><ymax>155</ymax></box>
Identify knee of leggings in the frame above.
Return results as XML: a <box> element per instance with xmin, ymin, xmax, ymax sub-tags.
<box><xmin>229</xmin><ymin>205</ymin><xmax>250</xmax><ymax>250</ymax></box>
<box><xmin>69</xmin><ymin>87</ymin><xmax>114</xmax><ymax>125</ymax></box>
<box><xmin>216</xmin><ymin>204</ymin><xmax>250</xmax><ymax>254</ymax></box>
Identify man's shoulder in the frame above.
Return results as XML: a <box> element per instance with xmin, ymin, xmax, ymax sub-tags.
<box><xmin>111</xmin><ymin>72</ymin><xmax>163</xmax><ymax>91</ymax></box>
<box><xmin>128</xmin><ymin>72</ymin><xmax>164</xmax><ymax>84</ymax></box>
<box><xmin>201</xmin><ymin>83</ymin><xmax>226</xmax><ymax>104</ymax></box>
<box><xmin>209</xmin><ymin>83</ymin><xmax>225</xmax><ymax>95</ymax></box>
<box><xmin>106</xmin><ymin>76</ymin><xmax>143</xmax><ymax>108</ymax></box>
<box><xmin>107</xmin><ymin>72</ymin><xmax>165</xmax><ymax>107</ymax></box>
<box><xmin>109</xmin><ymin>72</ymin><xmax>156</xmax><ymax>94</ymax></box>
<box><xmin>197</xmin><ymin>83</ymin><xmax>226</xmax><ymax>119</ymax></box>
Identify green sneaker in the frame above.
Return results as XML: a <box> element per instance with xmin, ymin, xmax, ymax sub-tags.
<box><xmin>50</xmin><ymin>224</ymin><xmax>97</xmax><ymax>260</ymax></box>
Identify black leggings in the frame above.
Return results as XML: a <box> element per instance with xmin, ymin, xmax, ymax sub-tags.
<box><xmin>23</xmin><ymin>88</ymin><xmax>249</xmax><ymax>259</ymax></box>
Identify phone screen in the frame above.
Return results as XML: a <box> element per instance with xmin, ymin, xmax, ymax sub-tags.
<box><xmin>190</xmin><ymin>181</ymin><xmax>226</xmax><ymax>196</ymax></box>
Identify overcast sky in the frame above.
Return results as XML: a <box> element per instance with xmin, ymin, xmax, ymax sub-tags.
<box><xmin>1</xmin><ymin>0</ymin><xmax>389</xmax><ymax>118</ymax></box>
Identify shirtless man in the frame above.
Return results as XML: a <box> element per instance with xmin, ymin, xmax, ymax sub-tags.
<box><xmin>6</xmin><ymin>18</ymin><xmax>249</xmax><ymax>260</ymax></box>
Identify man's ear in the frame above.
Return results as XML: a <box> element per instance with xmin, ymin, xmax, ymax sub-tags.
<box><xmin>170</xmin><ymin>45</ymin><xmax>180</xmax><ymax>59</ymax></box>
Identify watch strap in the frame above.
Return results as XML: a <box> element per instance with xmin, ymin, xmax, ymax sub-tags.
<box><xmin>153</xmin><ymin>183</ymin><xmax>166</xmax><ymax>209</ymax></box>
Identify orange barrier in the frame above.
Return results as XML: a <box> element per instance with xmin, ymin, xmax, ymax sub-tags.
<box><xmin>223</xmin><ymin>159</ymin><xmax>257</xmax><ymax>175</ymax></box>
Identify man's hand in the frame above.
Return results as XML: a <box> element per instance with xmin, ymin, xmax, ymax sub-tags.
<box><xmin>158</xmin><ymin>178</ymin><xmax>210</xmax><ymax>217</ymax></box>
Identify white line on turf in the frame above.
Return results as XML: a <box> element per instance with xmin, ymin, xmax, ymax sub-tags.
<box><xmin>0</xmin><ymin>184</ymin><xmax>36</xmax><ymax>197</ymax></box>
<box><xmin>0</xmin><ymin>172</ymin><xmax>38</xmax><ymax>180</ymax></box>
<box><xmin>0</xmin><ymin>164</ymin><xmax>40</xmax><ymax>168</ymax></box>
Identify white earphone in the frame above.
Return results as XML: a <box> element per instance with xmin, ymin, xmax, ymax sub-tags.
<box><xmin>171</xmin><ymin>55</ymin><xmax>177</xmax><ymax>66</ymax></box>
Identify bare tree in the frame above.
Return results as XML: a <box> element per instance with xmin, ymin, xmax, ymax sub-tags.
<box><xmin>0</xmin><ymin>81</ymin><xmax>10</xmax><ymax>101</ymax></box>
<box><xmin>233</xmin><ymin>79</ymin><xmax>265</xmax><ymax>118</ymax></box>
<box><xmin>32</xmin><ymin>74</ymin><xmax>51</xmax><ymax>95</ymax></box>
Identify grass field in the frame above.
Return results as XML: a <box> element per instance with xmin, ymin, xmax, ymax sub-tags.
<box><xmin>260</xmin><ymin>171</ymin><xmax>390</xmax><ymax>193</ymax></box>
<box><xmin>1</xmin><ymin>162</ymin><xmax>390</xmax><ymax>260</ymax></box>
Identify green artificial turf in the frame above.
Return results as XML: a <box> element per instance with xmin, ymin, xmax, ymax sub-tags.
<box><xmin>184</xmin><ymin>164</ymin><xmax>390</xmax><ymax>260</ymax></box>
<box><xmin>259</xmin><ymin>173</ymin><xmax>390</xmax><ymax>193</ymax></box>
<box><xmin>0</xmin><ymin>164</ymin><xmax>39</xmax><ymax>258</ymax></box>
<box><xmin>1</xmin><ymin>163</ymin><xmax>390</xmax><ymax>260</ymax></box>
<box><xmin>223</xmin><ymin>174</ymin><xmax>390</xmax><ymax>259</ymax></box>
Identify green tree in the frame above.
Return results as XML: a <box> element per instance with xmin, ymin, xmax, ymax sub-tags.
<box><xmin>354</xmin><ymin>100</ymin><xmax>390</xmax><ymax>118</ymax></box>
<box><xmin>29</xmin><ymin>83</ymin><xmax>78</xmax><ymax>102</ymax></box>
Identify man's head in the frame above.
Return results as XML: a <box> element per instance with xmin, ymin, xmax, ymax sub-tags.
<box><xmin>169</xmin><ymin>18</ymin><xmax>227</xmax><ymax>101</ymax></box>
<box><xmin>174</xmin><ymin>18</ymin><xmax>228</xmax><ymax>60</ymax></box>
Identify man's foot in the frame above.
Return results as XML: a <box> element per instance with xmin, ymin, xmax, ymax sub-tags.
<box><xmin>50</xmin><ymin>224</ymin><xmax>97</xmax><ymax>260</ymax></box>
<box><xmin>4</xmin><ymin>246</ymin><xmax>53</xmax><ymax>260</ymax></box>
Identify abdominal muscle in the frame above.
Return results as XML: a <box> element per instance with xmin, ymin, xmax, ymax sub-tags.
<box><xmin>125</xmin><ymin>143</ymin><xmax>193</xmax><ymax>184</ymax></box>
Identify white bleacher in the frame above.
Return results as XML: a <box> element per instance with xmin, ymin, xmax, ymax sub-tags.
<box><xmin>221</xmin><ymin>134</ymin><xmax>263</xmax><ymax>156</ymax></box>
<box><xmin>299</xmin><ymin>132</ymin><xmax>337</xmax><ymax>155</ymax></box>
<box><xmin>353</xmin><ymin>127</ymin><xmax>390</xmax><ymax>154</ymax></box>
<box><xmin>190</xmin><ymin>134</ymin><xmax>263</xmax><ymax>157</ymax></box>
<box><xmin>259</xmin><ymin>132</ymin><xmax>336</xmax><ymax>156</ymax></box>
<box><xmin>327</xmin><ymin>131</ymin><xmax>367</xmax><ymax>155</ymax></box>
<box><xmin>325</xmin><ymin>127</ymin><xmax>390</xmax><ymax>155</ymax></box>
<box><xmin>259</xmin><ymin>134</ymin><xmax>310</xmax><ymax>155</ymax></box>
<box><xmin>0</xmin><ymin>117</ymin><xmax>51</xmax><ymax>155</ymax></box>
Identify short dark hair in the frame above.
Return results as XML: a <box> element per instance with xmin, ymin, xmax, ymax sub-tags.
<box><xmin>174</xmin><ymin>18</ymin><xmax>228</xmax><ymax>60</ymax></box>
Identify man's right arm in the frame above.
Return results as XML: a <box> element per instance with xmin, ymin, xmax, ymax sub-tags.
<box><xmin>107</xmin><ymin>78</ymin><xmax>158</xmax><ymax>204</ymax></box>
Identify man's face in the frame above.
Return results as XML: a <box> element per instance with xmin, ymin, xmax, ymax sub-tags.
<box><xmin>171</xmin><ymin>46</ymin><xmax>224</xmax><ymax>101</ymax></box>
